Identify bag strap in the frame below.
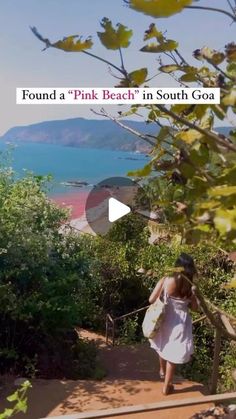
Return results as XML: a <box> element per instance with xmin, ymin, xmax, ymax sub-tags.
<box><xmin>160</xmin><ymin>277</ymin><xmax>168</xmax><ymax>304</ymax></box>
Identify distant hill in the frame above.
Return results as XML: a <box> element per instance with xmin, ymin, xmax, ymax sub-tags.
<box><xmin>0</xmin><ymin>118</ymin><xmax>231</xmax><ymax>152</ymax></box>
<box><xmin>0</xmin><ymin>118</ymin><xmax>158</xmax><ymax>153</ymax></box>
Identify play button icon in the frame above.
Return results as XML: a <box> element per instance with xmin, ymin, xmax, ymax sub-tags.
<box><xmin>108</xmin><ymin>198</ymin><xmax>131</xmax><ymax>222</ymax></box>
<box><xmin>85</xmin><ymin>176</ymin><xmax>151</xmax><ymax>236</ymax></box>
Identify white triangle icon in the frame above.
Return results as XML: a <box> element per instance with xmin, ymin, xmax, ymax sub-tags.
<box><xmin>108</xmin><ymin>197</ymin><xmax>131</xmax><ymax>222</ymax></box>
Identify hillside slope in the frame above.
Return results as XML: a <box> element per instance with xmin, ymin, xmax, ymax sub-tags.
<box><xmin>0</xmin><ymin>118</ymin><xmax>158</xmax><ymax>152</ymax></box>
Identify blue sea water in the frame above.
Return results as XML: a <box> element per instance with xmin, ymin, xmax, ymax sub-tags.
<box><xmin>0</xmin><ymin>142</ymin><xmax>148</xmax><ymax>195</ymax></box>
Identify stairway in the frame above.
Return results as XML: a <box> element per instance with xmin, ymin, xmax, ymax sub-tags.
<box><xmin>5</xmin><ymin>329</ymin><xmax>213</xmax><ymax>419</ymax></box>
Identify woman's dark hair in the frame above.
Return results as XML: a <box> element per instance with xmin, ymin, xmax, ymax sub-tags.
<box><xmin>174</xmin><ymin>253</ymin><xmax>197</xmax><ymax>298</ymax></box>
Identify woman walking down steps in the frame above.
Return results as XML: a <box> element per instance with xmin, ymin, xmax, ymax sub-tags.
<box><xmin>149</xmin><ymin>253</ymin><xmax>199</xmax><ymax>395</ymax></box>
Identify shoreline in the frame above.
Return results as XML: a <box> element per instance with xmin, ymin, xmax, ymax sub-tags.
<box><xmin>52</xmin><ymin>185</ymin><xmax>139</xmax><ymax>235</ymax></box>
<box><xmin>52</xmin><ymin>190</ymin><xmax>109</xmax><ymax>234</ymax></box>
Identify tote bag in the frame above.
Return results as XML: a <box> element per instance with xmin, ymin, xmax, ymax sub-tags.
<box><xmin>142</xmin><ymin>283</ymin><xmax>167</xmax><ymax>339</ymax></box>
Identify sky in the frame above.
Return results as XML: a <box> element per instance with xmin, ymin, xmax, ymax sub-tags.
<box><xmin>0</xmin><ymin>0</ymin><xmax>235</xmax><ymax>135</ymax></box>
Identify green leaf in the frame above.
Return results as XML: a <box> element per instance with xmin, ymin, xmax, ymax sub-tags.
<box><xmin>127</xmin><ymin>0</ymin><xmax>193</xmax><ymax>18</ymax></box>
<box><xmin>171</xmin><ymin>104</ymin><xmax>190</xmax><ymax>114</ymax></box>
<box><xmin>0</xmin><ymin>408</ymin><xmax>14</xmax><ymax>418</ymax></box>
<box><xmin>7</xmin><ymin>392</ymin><xmax>18</xmax><ymax>402</ymax></box>
<box><xmin>147</xmin><ymin>108</ymin><xmax>161</xmax><ymax>121</ymax></box>
<box><xmin>226</xmin><ymin>62</ymin><xmax>236</xmax><ymax>78</ymax></box>
<box><xmin>16</xmin><ymin>399</ymin><xmax>27</xmax><ymax>413</ymax></box>
<box><xmin>194</xmin><ymin>105</ymin><xmax>209</xmax><ymax>120</ymax></box>
<box><xmin>141</xmin><ymin>39</ymin><xmax>178</xmax><ymax>53</ymax></box>
<box><xmin>179</xmin><ymin>162</ymin><xmax>195</xmax><ymax>178</ymax></box>
<box><xmin>156</xmin><ymin>126</ymin><xmax>171</xmax><ymax>143</ymax></box>
<box><xmin>190</xmin><ymin>143</ymin><xmax>209</xmax><ymax>166</ymax></box>
<box><xmin>219</xmin><ymin>165</ymin><xmax>236</xmax><ymax>185</ymax></box>
<box><xmin>97</xmin><ymin>18</ymin><xmax>132</xmax><ymax>49</ymax></box>
<box><xmin>53</xmin><ymin>35</ymin><xmax>93</xmax><ymax>52</ymax></box>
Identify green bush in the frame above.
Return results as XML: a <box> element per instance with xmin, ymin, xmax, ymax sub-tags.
<box><xmin>118</xmin><ymin>314</ymin><xmax>140</xmax><ymax>345</ymax></box>
<box><xmin>0</xmin><ymin>169</ymin><xmax>98</xmax><ymax>378</ymax></box>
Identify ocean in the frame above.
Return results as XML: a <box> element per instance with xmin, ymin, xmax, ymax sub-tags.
<box><xmin>0</xmin><ymin>142</ymin><xmax>149</xmax><ymax>195</ymax></box>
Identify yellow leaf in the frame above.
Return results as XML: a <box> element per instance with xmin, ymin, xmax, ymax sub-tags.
<box><xmin>141</xmin><ymin>39</ymin><xmax>178</xmax><ymax>53</ymax></box>
<box><xmin>214</xmin><ymin>209</ymin><xmax>236</xmax><ymax>236</ymax></box>
<box><xmin>225</xmin><ymin>42</ymin><xmax>236</xmax><ymax>63</ymax></box>
<box><xmin>30</xmin><ymin>27</ymin><xmax>93</xmax><ymax>52</ymax></box>
<box><xmin>128</xmin><ymin>0</ymin><xmax>193</xmax><ymax>17</ymax></box>
<box><xmin>97</xmin><ymin>18</ymin><xmax>133</xmax><ymax>50</ymax></box>
<box><xmin>128</xmin><ymin>162</ymin><xmax>152</xmax><ymax>177</ymax></box>
<box><xmin>209</xmin><ymin>185</ymin><xmax>236</xmax><ymax>197</ymax></box>
<box><xmin>200</xmin><ymin>113</ymin><xmax>213</xmax><ymax>130</ymax></box>
<box><xmin>53</xmin><ymin>35</ymin><xmax>93</xmax><ymax>52</ymax></box>
<box><xmin>180</xmin><ymin>73</ymin><xmax>197</xmax><ymax>82</ymax></box>
<box><xmin>223</xmin><ymin>89</ymin><xmax>236</xmax><ymax>106</ymax></box>
<box><xmin>159</xmin><ymin>64</ymin><xmax>180</xmax><ymax>73</ymax></box>
<box><xmin>224</xmin><ymin>279</ymin><xmax>236</xmax><ymax>289</ymax></box>
<box><xmin>177</xmin><ymin>129</ymin><xmax>203</xmax><ymax>144</ymax></box>
<box><xmin>194</xmin><ymin>47</ymin><xmax>225</xmax><ymax>65</ymax></box>
<box><xmin>144</xmin><ymin>23</ymin><xmax>164</xmax><ymax>41</ymax></box>
<box><xmin>201</xmin><ymin>47</ymin><xmax>225</xmax><ymax>65</ymax></box>
<box><xmin>116</xmin><ymin>68</ymin><xmax>148</xmax><ymax>87</ymax></box>
<box><xmin>129</xmin><ymin>68</ymin><xmax>148</xmax><ymax>85</ymax></box>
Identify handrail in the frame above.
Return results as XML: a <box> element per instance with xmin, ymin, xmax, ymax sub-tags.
<box><xmin>105</xmin><ymin>306</ymin><xmax>236</xmax><ymax>394</ymax></box>
<box><xmin>105</xmin><ymin>309</ymin><xmax>215</xmax><ymax>346</ymax></box>
<box><xmin>205</xmin><ymin>298</ymin><xmax>236</xmax><ymax>324</ymax></box>
<box><xmin>114</xmin><ymin>305</ymin><xmax>149</xmax><ymax>321</ymax></box>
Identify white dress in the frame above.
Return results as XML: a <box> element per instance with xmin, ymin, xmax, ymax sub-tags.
<box><xmin>149</xmin><ymin>281</ymin><xmax>194</xmax><ymax>364</ymax></box>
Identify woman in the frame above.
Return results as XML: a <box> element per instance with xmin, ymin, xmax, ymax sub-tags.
<box><xmin>149</xmin><ymin>253</ymin><xmax>199</xmax><ymax>395</ymax></box>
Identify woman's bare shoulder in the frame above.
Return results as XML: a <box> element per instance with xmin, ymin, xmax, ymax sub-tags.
<box><xmin>164</xmin><ymin>276</ymin><xmax>177</xmax><ymax>294</ymax></box>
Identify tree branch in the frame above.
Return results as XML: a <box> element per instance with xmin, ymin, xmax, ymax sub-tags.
<box><xmin>90</xmin><ymin>108</ymin><xmax>156</xmax><ymax>147</ymax></box>
<box><xmin>30</xmin><ymin>27</ymin><xmax>127</xmax><ymax>78</ymax></box>
<box><xmin>81</xmin><ymin>50</ymin><xmax>126</xmax><ymax>77</ymax></box>
<box><xmin>209</xmin><ymin>61</ymin><xmax>236</xmax><ymax>83</ymax></box>
<box><xmin>185</xmin><ymin>5</ymin><xmax>236</xmax><ymax>21</ymax></box>
<box><xmin>119</xmin><ymin>48</ymin><xmax>128</xmax><ymax>77</ymax></box>
<box><xmin>174</xmin><ymin>49</ymin><xmax>188</xmax><ymax>66</ymax></box>
<box><xmin>156</xmin><ymin>105</ymin><xmax>236</xmax><ymax>153</ymax></box>
<box><xmin>227</xmin><ymin>0</ymin><xmax>236</xmax><ymax>14</ymax></box>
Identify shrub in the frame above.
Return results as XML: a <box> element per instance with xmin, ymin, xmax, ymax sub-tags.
<box><xmin>0</xmin><ymin>170</ymin><xmax>98</xmax><ymax>378</ymax></box>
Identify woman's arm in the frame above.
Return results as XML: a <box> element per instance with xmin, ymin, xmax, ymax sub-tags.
<box><xmin>149</xmin><ymin>277</ymin><xmax>165</xmax><ymax>304</ymax></box>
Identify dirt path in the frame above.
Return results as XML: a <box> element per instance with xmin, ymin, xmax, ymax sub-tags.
<box><xmin>0</xmin><ymin>329</ymin><xmax>213</xmax><ymax>419</ymax></box>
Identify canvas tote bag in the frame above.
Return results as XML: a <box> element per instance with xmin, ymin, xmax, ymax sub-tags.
<box><xmin>142</xmin><ymin>281</ymin><xmax>167</xmax><ymax>339</ymax></box>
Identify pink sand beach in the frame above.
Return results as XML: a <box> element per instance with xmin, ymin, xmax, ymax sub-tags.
<box><xmin>52</xmin><ymin>190</ymin><xmax>108</xmax><ymax>219</ymax></box>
